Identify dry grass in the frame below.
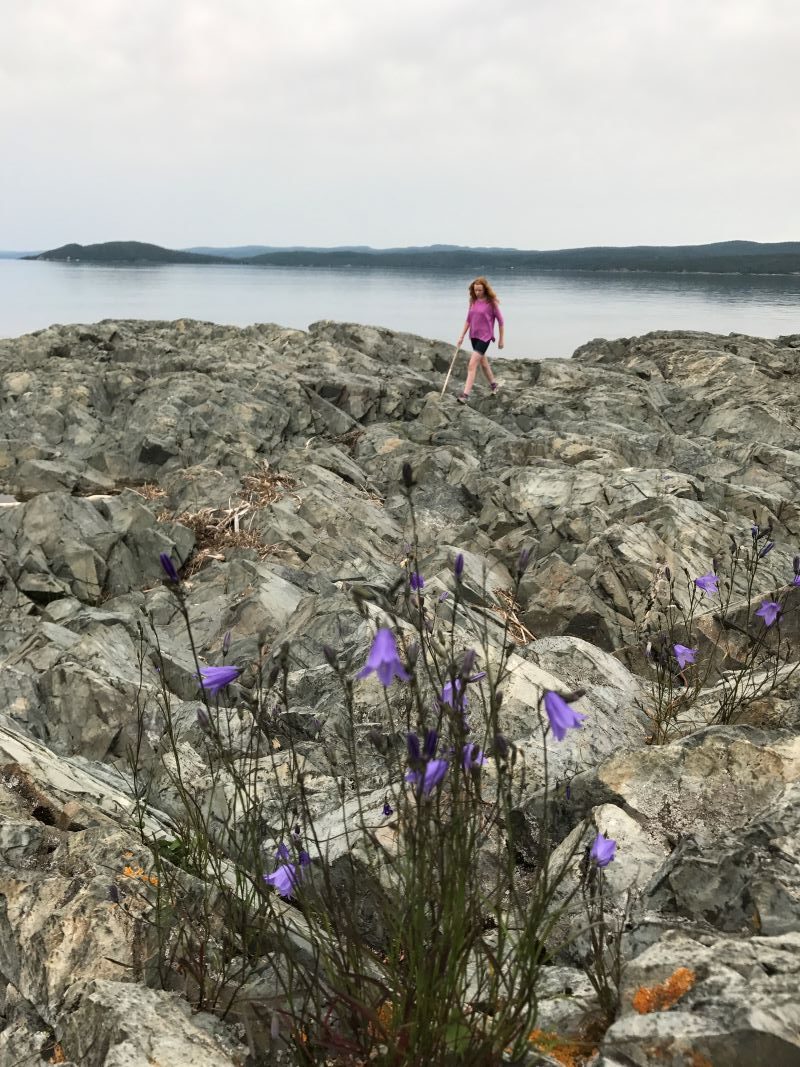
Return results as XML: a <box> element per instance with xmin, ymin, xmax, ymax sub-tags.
<box><xmin>163</xmin><ymin>462</ymin><xmax>303</xmax><ymax>576</ymax></box>
<box><xmin>130</xmin><ymin>482</ymin><xmax>168</xmax><ymax>501</ymax></box>
<box><xmin>494</xmin><ymin>587</ymin><xmax>536</xmax><ymax>645</ymax></box>
<box><xmin>171</xmin><ymin>505</ymin><xmax>283</xmax><ymax>577</ymax></box>
<box><xmin>240</xmin><ymin>461</ymin><xmax>301</xmax><ymax>506</ymax></box>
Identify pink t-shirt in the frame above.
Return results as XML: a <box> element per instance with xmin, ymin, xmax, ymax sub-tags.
<box><xmin>466</xmin><ymin>299</ymin><xmax>504</xmax><ymax>342</ymax></box>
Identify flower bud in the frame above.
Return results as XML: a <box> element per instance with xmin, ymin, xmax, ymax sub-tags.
<box><xmin>454</xmin><ymin>552</ymin><xmax>465</xmax><ymax>580</ymax></box>
<box><xmin>402</xmin><ymin>462</ymin><xmax>414</xmax><ymax>489</ymax></box>
<box><xmin>159</xmin><ymin>552</ymin><xmax>180</xmax><ymax>583</ymax></box>
<box><xmin>516</xmin><ymin>546</ymin><xmax>533</xmax><ymax>576</ymax></box>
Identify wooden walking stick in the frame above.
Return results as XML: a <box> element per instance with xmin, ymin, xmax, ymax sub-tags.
<box><xmin>440</xmin><ymin>344</ymin><xmax>461</xmax><ymax>398</ymax></box>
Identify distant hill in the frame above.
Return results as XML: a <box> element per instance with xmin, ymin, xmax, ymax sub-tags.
<box><xmin>27</xmin><ymin>241</ymin><xmax>230</xmax><ymax>265</ymax></box>
<box><xmin>0</xmin><ymin>250</ymin><xmax>41</xmax><ymax>259</ymax></box>
<box><xmin>24</xmin><ymin>239</ymin><xmax>800</xmax><ymax>274</ymax></box>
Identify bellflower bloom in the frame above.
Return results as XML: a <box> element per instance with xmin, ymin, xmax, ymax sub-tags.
<box><xmin>423</xmin><ymin>727</ymin><xmax>439</xmax><ymax>759</ymax></box>
<box><xmin>406</xmin><ymin>732</ymin><xmax>421</xmax><ymax>763</ymax></box>
<box><xmin>673</xmin><ymin>644</ymin><xmax>697</xmax><ymax>670</ymax></box>
<box><xmin>454</xmin><ymin>552</ymin><xmax>465</xmax><ymax>579</ymax></box>
<box><xmin>356</xmin><ymin>628</ymin><xmax>410</xmax><ymax>687</ymax></box>
<box><xmin>759</xmin><ymin>541</ymin><xmax>775</xmax><ymax>558</ymax></box>
<box><xmin>275</xmin><ymin>842</ymin><xmax>290</xmax><ymax>861</ymax></box>
<box><xmin>462</xmin><ymin>743</ymin><xmax>487</xmax><ymax>771</ymax></box>
<box><xmin>406</xmin><ymin>758</ymin><xmax>449</xmax><ymax>795</ymax></box>
<box><xmin>694</xmin><ymin>573</ymin><xmax>719</xmax><ymax>596</ymax></box>
<box><xmin>409</xmin><ymin>572</ymin><xmax>425</xmax><ymax>591</ymax></box>
<box><xmin>264</xmin><ymin>863</ymin><xmax>298</xmax><ymax>898</ymax></box>
<box><xmin>756</xmin><ymin>600</ymin><xmax>782</xmax><ymax>627</ymax></box>
<box><xmin>543</xmin><ymin>690</ymin><xmax>587</xmax><ymax>742</ymax></box>
<box><xmin>440</xmin><ymin>670</ymin><xmax>486</xmax><ymax>709</ymax></box>
<box><xmin>590</xmin><ymin>832</ymin><xmax>617</xmax><ymax>868</ymax></box>
<box><xmin>159</xmin><ymin>552</ymin><xmax>180</xmax><ymax>583</ymax></box>
<box><xmin>794</xmin><ymin>575</ymin><xmax>800</xmax><ymax>587</ymax></box>
<box><xmin>439</xmin><ymin>590</ymin><xmax>450</xmax><ymax>603</ymax></box>
<box><xmin>382</xmin><ymin>801</ymin><xmax>393</xmax><ymax>817</ymax></box>
<box><xmin>298</xmin><ymin>850</ymin><xmax>311</xmax><ymax>868</ymax></box>
<box><xmin>441</xmin><ymin>677</ymin><xmax>466</xmax><ymax>708</ymax></box>
<box><xmin>198</xmin><ymin>664</ymin><xmax>242</xmax><ymax>696</ymax></box>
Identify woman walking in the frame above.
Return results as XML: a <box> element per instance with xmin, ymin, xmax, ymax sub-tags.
<box><xmin>455</xmin><ymin>277</ymin><xmax>504</xmax><ymax>403</ymax></box>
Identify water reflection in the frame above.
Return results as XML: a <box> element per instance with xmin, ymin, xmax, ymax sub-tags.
<box><xmin>1</xmin><ymin>260</ymin><xmax>798</xmax><ymax>359</ymax></box>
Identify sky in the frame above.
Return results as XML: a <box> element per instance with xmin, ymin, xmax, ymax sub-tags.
<box><xmin>2</xmin><ymin>0</ymin><xmax>799</xmax><ymax>251</ymax></box>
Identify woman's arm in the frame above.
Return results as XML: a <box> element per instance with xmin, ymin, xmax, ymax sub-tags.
<box><xmin>456</xmin><ymin>314</ymin><xmax>470</xmax><ymax>346</ymax></box>
<box><xmin>495</xmin><ymin>305</ymin><xmax>505</xmax><ymax>349</ymax></box>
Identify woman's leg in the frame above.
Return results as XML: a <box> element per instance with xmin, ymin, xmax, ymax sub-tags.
<box><xmin>479</xmin><ymin>355</ymin><xmax>497</xmax><ymax>385</ymax></box>
<box><xmin>463</xmin><ymin>352</ymin><xmax>481</xmax><ymax>395</ymax></box>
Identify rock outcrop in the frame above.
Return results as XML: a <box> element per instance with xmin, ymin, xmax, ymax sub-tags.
<box><xmin>1</xmin><ymin>319</ymin><xmax>800</xmax><ymax>1064</ymax></box>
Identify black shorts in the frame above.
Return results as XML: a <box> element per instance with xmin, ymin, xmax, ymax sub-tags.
<box><xmin>470</xmin><ymin>337</ymin><xmax>491</xmax><ymax>355</ymax></box>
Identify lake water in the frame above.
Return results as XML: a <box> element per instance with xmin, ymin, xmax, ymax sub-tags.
<box><xmin>1</xmin><ymin>258</ymin><xmax>799</xmax><ymax>359</ymax></box>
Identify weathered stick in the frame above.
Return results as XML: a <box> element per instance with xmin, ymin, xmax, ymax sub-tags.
<box><xmin>440</xmin><ymin>345</ymin><xmax>461</xmax><ymax>398</ymax></box>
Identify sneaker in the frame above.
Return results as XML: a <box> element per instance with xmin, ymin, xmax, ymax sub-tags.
<box><xmin>457</xmin><ymin>392</ymin><xmax>470</xmax><ymax>404</ymax></box>
<box><xmin>490</xmin><ymin>381</ymin><xmax>500</xmax><ymax>395</ymax></box>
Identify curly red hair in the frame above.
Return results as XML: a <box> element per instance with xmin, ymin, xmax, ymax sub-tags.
<box><xmin>468</xmin><ymin>277</ymin><xmax>499</xmax><ymax>305</ymax></box>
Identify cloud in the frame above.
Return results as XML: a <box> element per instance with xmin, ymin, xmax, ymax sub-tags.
<box><xmin>1</xmin><ymin>0</ymin><xmax>799</xmax><ymax>247</ymax></box>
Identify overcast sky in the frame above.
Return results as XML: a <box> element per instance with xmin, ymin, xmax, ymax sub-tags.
<box><xmin>3</xmin><ymin>0</ymin><xmax>799</xmax><ymax>250</ymax></box>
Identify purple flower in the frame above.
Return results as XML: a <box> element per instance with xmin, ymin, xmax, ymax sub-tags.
<box><xmin>423</xmin><ymin>727</ymin><xmax>438</xmax><ymax>759</ymax></box>
<box><xmin>454</xmin><ymin>552</ymin><xmax>465</xmax><ymax>579</ymax></box>
<box><xmin>406</xmin><ymin>759</ymin><xmax>449</xmax><ymax>795</ymax></box>
<box><xmin>590</xmin><ymin>832</ymin><xmax>617</xmax><ymax>868</ymax></box>
<box><xmin>756</xmin><ymin>600</ymin><xmax>782</xmax><ymax>627</ymax></box>
<box><xmin>759</xmin><ymin>541</ymin><xmax>775</xmax><ymax>558</ymax></box>
<box><xmin>198</xmin><ymin>664</ymin><xmax>242</xmax><ymax>696</ymax></box>
<box><xmin>264</xmin><ymin>863</ymin><xmax>298</xmax><ymax>898</ymax></box>
<box><xmin>382</xmin><ymin>801</ymin><xmax>393</xmax><ymax>817</ymax></box>
<box><xmin>543</xmin><ymin>691</ymin><xmax>587</xmax><ymax>742</ymax></box>
<box><xmin>462</xmin><ymin>743</ymin><xmax>487</xmax><ymax>771</ymax></box>
<box><xmin>275</xmin><ymin>842</ymin><xmax>290</xmax><ymax>861</ymax></box>
<box><xmin>406</xmin><ymin>732</ymin><xmax>421</xmax><ymax>763</ymax></box>
<box><xmin>441</xmin><ymin>677</ymin><xmax>466</xmax><ymax>708</ymax></box>
<box><xmin>440</xmin><ymin>670</ymin><xmax>486</xmax><ymax>709</ymax></box>
<box><xmin>673</xmin><ymin>644</ymin><xmax>697</xmax><ymax>669</ymax></box>
<box><xmin>410</xmin><ymin>572</ymin><xmax>425</xmax><ymax>591</ymax></box>
<box><xmin>298</xmin><ymin>850</ymin><xmax>311</xmax><ymax>868</ymax></box>
<box><xmin>694</xmin><ymin>573</ymin><xmax>719</xmax><ymax>596</ymax></box>
<box><xmin>438</xmin><ymin>591</ymin><xmax>450</xmax><ymax>603</ymax></box>
<box><xmin>356</xmin><ymin>628</ymin><xmax>411</xmax><ymax>687</ymax></box>
<box><xmin>517</xmin><ymin>546</ymin><xmax>533</xmax><ymax>575</ymax></box>
<box><xmin>159</xmin><ymin>552</ymin><xmax>180</xmax><ymax>583</ymax></box>
<box><xmin>793</xmin><ymin>574</ymin><xmax>800</xmax><ymax>587</ymax></box>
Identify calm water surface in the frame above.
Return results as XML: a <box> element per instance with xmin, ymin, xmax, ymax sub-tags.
<box><xmin>1</xmin><ymin>259</ymin><xmax>799</xmax><ymax>359</ymax></box>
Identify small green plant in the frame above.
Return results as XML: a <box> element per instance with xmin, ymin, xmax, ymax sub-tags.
<box><xmin>125</xmin><ymin>469</ymin><xmax>617</xmax><ymax>1065</ymax></box>
<box><xmin>635</xmin><ymin>519</ymin><xmax>800</xmax><ymax>741</ymax></box>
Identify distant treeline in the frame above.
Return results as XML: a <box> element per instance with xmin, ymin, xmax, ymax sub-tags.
<box><xmin>26</xmin><ymin>239</ymin><xmax>800</xmax><ymax>275</ymax></box>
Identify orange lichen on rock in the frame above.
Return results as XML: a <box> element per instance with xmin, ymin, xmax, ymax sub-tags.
<box><xmin>528</xmin><ymin>1029</ymin><xmax>594</xmax><ymax>1067</ymax></box>
<box><xmin>631</xmin><ymin>967</ymin><xmax>696</xmax><ymax>1014</ymax></box>
<box><xmin>121</xmin><ymin>863</ymin><xmax>159</xmax><ymax>887</ymax></box>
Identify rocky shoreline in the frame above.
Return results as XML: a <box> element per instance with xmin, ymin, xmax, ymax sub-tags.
<box><xmin>1</xmin><ymin>319</ymin><xmax>800</xmax><ymax>1065</ymax></box>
